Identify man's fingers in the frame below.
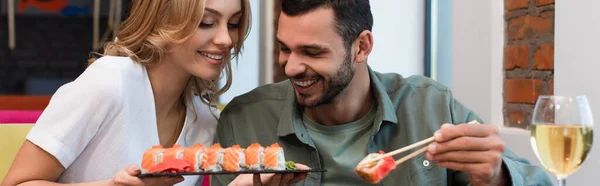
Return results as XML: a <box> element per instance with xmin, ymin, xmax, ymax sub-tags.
<box><xmin>295</xmin><ymin>163</ymin><xmax>310</xmax><ymax>170</ymax></box>
<box><xmin>280</xmin><ymin>173</ymin><xmax>294</xmax><ymax>185</ymax></box>
<box><xmin>435</xmin><ymin>161</ymin><xmax>497</xmax><ymax>181</ymax></box>
<box><xmin>434</xmin><ymin>124</ymin><xmax>498</xmax><ymax>142</ymax></box>
<box><xmin>428</xmin><ymin>136</ymin><xmax>502</xmax><ymax>154</ymax></box>
<box><xmin>288</xmin><ymin>173</ymin><xmax>308</xmax><ymax>185</ymax></box>
<box><xmin>426</xmin><ymin>151</ymin><xmax>502</xmax><ymax>164</ymax></box>
<box><xmin>253</xmin><ymin>174</ymin><xmax>263</xmax><ymax>186</ymax></box>
<box><xmin>268</xmin><ymin>174</ymin><xmax>282</xmax><ymax>186</ymax></box>
<box><xmin>164</xmin><ymin>176</ymin><xmax>184</xmax><ymax>185</ymax></box>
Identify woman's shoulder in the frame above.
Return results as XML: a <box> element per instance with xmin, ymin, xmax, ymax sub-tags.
<box><xmin>50</xmin><ymin>56</ymin><xmax>143</xmax><ymax>105</ymax></box>
<box><xmin>87</xmin><ymin>56</ymin><xmax>143</xmax><ymax>75</ymax></box>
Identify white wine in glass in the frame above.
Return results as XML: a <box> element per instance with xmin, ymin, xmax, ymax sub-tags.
<box><xmin>531</xmin><ymin>95</ymin><xmax>594</xmax><ymax>186</ymax></box>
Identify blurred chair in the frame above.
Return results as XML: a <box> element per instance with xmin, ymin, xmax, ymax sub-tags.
<box><xmin>0</xmin><ymin>95</ymin><xmax>51</xmax><ymax>110</ymax></box>
<box><xmin>0</xmin><ymin>110</ymin><xmax>43</xmax><ymax>123</ymax></box>
<box><xmin>0</xmin><ymin>95</ymin><xmax>47</xmax><ymax>181</ymax></box>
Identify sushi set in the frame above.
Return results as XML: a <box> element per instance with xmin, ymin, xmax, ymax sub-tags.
<box><xmin>138</xmin><ymin>143</ymin><xmax>326</xmax><ymax>177</ymax></box>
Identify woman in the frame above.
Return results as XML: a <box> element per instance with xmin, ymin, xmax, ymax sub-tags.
<box><xmin>1</xmin><ymin>0</ymin><xmax>250</xmax><ymax>185</ymax></box>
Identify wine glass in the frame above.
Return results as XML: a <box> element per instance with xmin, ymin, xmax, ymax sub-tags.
<box><xmin>530</xmin><ymin>95</ymin><xmax>594</xmax><ymax>186</ymax></box>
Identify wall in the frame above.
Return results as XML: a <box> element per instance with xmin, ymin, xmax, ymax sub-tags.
<box><xmin>218</xmin><ymin>0</ymin><xmax>260</xmax><ymax>103</ymax></box>
<box><xmin>368</xmin><ymin>1</ymin><xmax>424</xmax><ymax>76</ymax></box>
<box><xmin>451</xmin><ymin>0</ymin><xmax>502</xmax><ymax>126</ymax></box>
<box><xmin>554</xmin><ymin>0</ymin><xmax>600</xmax><ymax>183</ymax></box>
<box><xmin>504</xmin><ymin>0</ymin><xmax>555</xmax><ymax>129</ymax></box>
<box><xmin>452</xmin><ymin>0</ymin><xmax>600</xmax><ymax>185</ymax></box>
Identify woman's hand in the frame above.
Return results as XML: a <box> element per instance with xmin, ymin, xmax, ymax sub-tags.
<box><xmin>112</xmin><ymin>165</ymin><xmax>184</xmax><ymax>186</ymax></box>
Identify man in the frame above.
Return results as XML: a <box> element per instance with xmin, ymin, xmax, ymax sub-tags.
<box><xmin>213</xmin><ymin>0</ymin><xmax>553</xmax><ymax>185</ymax></box>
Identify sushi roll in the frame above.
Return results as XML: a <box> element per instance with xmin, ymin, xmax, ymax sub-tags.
<box><xmin>141</xmin><ymin>145</ymin><xmax>164</xmax><ymax>173</ymax></box>
<box><xmin>202</xmin><ymin>143</ymin><xmax>225</xmax><ymax>172</ymax></box>
<box><xmin>223</xmin><ymin>145</ymin><xmax>246</xmax><ymax>172</ymax></box>
<box><xmin>243</xmin><ymin>143</ymin><xmax>264</xmax><ymax>170</ymax></box>
<box><xmin>183</xmin><ymin>143</ymin><xmax>206</xmax><ymax>172</ymax></box>
<box><xmin>354</xmin><ymin>151</ymin><xmax>396</xmax><ymax>184</ymax></box>
<box><xmin>263</xmin><ymin>143</ymin><xmax>285</xmax><ymax>170</ymax></box>
<box><xmin>162</xmin><ymin>144</ymin><xmax>185</xmax><ymax>162</ymax></box>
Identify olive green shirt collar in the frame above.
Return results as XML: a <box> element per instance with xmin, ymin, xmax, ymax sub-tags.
<box><xmin>276</xmin><ymin>66</ymin><xmax>398</xmax><ymax>137</ymax></box>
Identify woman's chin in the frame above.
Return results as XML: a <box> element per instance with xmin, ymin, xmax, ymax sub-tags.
<box><xmin>192</xmin><ymin>72</ymin><xmax>221</xmax><ymax>81</ymax></box>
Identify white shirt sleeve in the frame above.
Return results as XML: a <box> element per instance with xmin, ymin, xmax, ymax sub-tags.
<box><xmin>27</xmin><ymin>60</ymin><xmax>123</xmax><ymax>168</ymax></box>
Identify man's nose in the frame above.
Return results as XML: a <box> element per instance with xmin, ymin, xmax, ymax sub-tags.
<box><xmin>284</xmin><ymin>53</ymin><xmax>306</xmax><ymax>78</ymax></box>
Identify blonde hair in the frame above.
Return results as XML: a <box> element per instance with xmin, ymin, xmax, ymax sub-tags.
<box><xmin>90</xmin><ymin>0</ymin><xmax>251</xmax><ymax>117</ymax></box>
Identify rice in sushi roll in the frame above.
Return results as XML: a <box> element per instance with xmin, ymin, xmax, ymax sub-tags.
<box><xmin>141</xmin><ymin>145</ymin><xmax>164</xmax><ymax>173</ymax></box>
<box><xmin>223</xmin><ymin>145</ymin><xmax>246</xmax><ymax>172</ymax></box>
<box><xmin>243</xmin><ymin>143</ymin><xmax>264</xmax><ymax>170</ymax></box>
<box><xmin>183</xmin><ymin>143</ymin><xmax>206</xmax><ymax>172</ymax></box>
<box><xmin>202</xmin><ymin>143</ymin><xmax>225</xmax><ymax>172</ymax></box>
<box><xmin>263</xmin><ymin>143</ymin><xmax>285</xmax><ymax>170</ymax></box>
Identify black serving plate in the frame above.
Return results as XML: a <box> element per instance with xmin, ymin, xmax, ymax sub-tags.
<box><xmin>137</xmin><ymin>169</ymin><xmax>327</xmax><ymax>178</ymax></box>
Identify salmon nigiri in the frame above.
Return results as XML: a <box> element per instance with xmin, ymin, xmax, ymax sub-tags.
<box><xmin>354</xmin><ymin>151</ymin><xmax>396</xmax><ymax>184</ymax></box>
<box><xmin>162</xmin><ymin>144</ymin><xmax>185</xmax><ymax>162</ymax></box>
<box><xmin>202</xmin><ymin>143</ymin><xmax>225</xmax><ymax>172</ymax></box>
<box><xmin>244</xmin><ymin>143</ymin><xmax>264</xmax><ymax>170</ymax></box>
<box><xmin>183</xmin><ymin>143</ymin><xmax>206</xmax><ymax>172</ymax></box>
<box><xmin>263</xmin><ymin>143</ymin><xmax>285</xmax><ymax>170</ymax></box>
<box><xmin>223</xmin><ymin>145</ymin><xmax>246</xmax><ymax>172</ymax></box>
<box><xmin>141</xmin><ymin>145</ymin><xmax>165</xmax><ymax>173</ymax></box>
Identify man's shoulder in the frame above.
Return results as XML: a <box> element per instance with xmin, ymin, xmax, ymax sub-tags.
<box><xmin>221</xmin><ymin>80</ymin><xmax>291</xmax><ymax>114</ymax></box>
<box><xmin>374</xmin><ymin>71</ymin><xmax>451</xmax><ymax>96</ymax></box>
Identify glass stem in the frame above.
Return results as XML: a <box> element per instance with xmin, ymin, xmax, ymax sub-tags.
<box><xmin>557</xmin><ymin>177</ymin><xmax>566</xmax><ymax>186</ymax></box>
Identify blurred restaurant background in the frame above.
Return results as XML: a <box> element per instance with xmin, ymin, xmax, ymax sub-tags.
<box><xmin>1</xmin><ymin>0</ymin><xmax>599</xmax><ymax>185</ymax></box>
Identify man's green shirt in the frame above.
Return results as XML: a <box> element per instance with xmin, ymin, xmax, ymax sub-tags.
<box><xmin>212</xmin><ymin>66</ymin><xmax>552</xmax><ymax>186</ymax></box>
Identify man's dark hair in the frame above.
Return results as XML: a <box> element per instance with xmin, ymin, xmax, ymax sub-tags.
<box><xmin>281</xmin><ymin>0</ymin><xmax>373</xmax><ymax>51</ymax></box>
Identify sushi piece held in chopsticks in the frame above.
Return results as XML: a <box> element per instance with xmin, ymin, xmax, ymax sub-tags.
<box><xmin>202</xmin><ymin>143</ymin><xmax>225</xmax><ymax>172</ymax></box>
<box><xmin>263</xmin><ymin>143</ymin><xmax>286</xmax><ymax>170</ymax></box>
<box><xmin>354</xmin><ymin>151</ymin><xmax>396</xmax><ymax>184</ymax></box>
<box><xmin>223</xmin><ymin>144</ymin><xmax>246</xmax><ymax>172</ymax></box>
<box><xmin>183</xmin><ymin>143</ymin><xmax>206</xmax><ymax>172</ymax></box>
<box><xmin>141</xmin><ymin>145</ymin><xmax>165</xmax><ymax>173</ymax></box>
<box><xmin>244</xmin><ymin>143</ymin><xmax>264</xmax><ymax>170</ymax></box>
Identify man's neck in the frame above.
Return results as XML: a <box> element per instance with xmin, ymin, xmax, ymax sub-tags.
<box><xmin>304</xmin><ymin>65</ymin><xmax>374</xmax><ymax>126</ymax></box>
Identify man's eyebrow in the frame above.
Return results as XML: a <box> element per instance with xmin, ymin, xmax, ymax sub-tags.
<box><xmin>276</xmin><ymin>38</ymin><xmax>329</xmax><ymax>49</ymax></box>
<box><xmin>299</xmin><ymin>44</ymin><xmax>328</xmax><ymax>50</ymax></box>
<box><xmin>276</xmin><ymin>38</ymin><xmax>286</xmax><ymax>46</ymax></box>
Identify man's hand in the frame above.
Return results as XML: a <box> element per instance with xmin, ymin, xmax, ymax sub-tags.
<box><xmin>229</xmin><ymin>164</ymin><xmax>310</xmax><ymax>186</ymax></box>
<box><xmin>425</xmin><ymin>123</ymin><xmax>508</xmax><ymax>186</ymax></box>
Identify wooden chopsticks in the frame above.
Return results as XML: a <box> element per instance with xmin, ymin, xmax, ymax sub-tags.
<box><xmin>358</xmin><ymin>120</ymin><xmax>480</xmax><ymax>167</ymax></box>
<box><xmin>358</xmin><ymin>136</ymin><xmax>433</xmax><ymax>167</ymax></box>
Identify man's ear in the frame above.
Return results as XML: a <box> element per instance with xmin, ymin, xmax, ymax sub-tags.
<box><xmin>354</xmin><ymin>30</ymin><xmax>373</xmax><ymax>64</ymax></box>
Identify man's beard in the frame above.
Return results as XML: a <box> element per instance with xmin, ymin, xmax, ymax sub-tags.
<box><xmin>295</xmin><ymin>53</ymin><xmax>354</xmax><ymax>107</ymax></box>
